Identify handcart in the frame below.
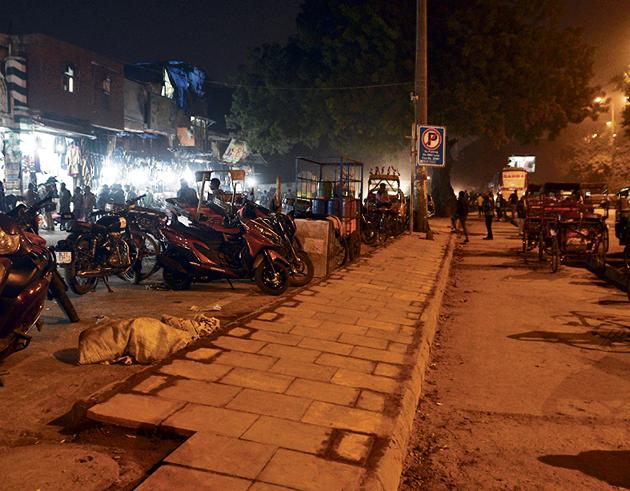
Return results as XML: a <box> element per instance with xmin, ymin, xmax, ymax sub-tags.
<box><xmin>295</xmin><ymin>157</ymin><xmax>364</xmax><ymax>266</ymax></box>
<box><xmin>538</xmin><ymin>182</ymin><xmax>608</xmax><ymax>273</ymax></box>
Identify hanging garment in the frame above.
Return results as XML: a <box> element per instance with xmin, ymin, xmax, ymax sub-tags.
<box><xmin>66</xmin><ymin>143</ymin><xmax>81</xmax><ymax>177</ymax></box>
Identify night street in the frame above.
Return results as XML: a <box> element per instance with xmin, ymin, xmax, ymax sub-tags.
<box><xmin>2</xmin><ymin>0</ymin><xmax>630</xmax><ymax>490</ymax></box>
<box><xmin>402</xmin><ymin>219</ymin><xmax>630</xmax><ymax>489</ymax></box>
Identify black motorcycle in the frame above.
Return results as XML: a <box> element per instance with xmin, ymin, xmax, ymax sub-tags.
<box><xmin>56</xmin><ymin>207</ymin><xmax>138</xmax><ymax>295</ymax></box>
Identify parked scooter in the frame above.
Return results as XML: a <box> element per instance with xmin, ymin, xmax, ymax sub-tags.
<box><xmin>238</xmin><ymin>201</ymin><xmax>314</xmax><ymax>287</ymax></box>
<box><xmin>1</xmin><ymin>203</ymin><xmax>79</xmax><ymax>359</ymax></box>
<box><xmin>158</xmin><ymin>171</ymin><xmax>291</xmax><ymax>295</ymax></box>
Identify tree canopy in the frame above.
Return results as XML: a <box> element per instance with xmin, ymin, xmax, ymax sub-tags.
<box><xmin>228</xmin><ymin>0</ymin><xmax>599</xmax><ymax>161</ymax></box>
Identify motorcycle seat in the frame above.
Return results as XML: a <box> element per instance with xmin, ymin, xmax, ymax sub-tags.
<box><xmin>171</xmin><ymin>220</ymin><xmax>225</xmax><ymax>248</ymax></box>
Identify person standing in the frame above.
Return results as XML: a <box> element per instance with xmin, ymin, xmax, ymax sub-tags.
<box><xmin>516</xmin><ymin>195</ymin><xmax>527</xmax><ymax>236</ymax></box>
<box><xmin>509</xmin><ymin>190</ymin><xmax>518</xmax><ymax>220</ymax></box>
<box><xmin>476</xmin><ymin>193</ymin><xmax>484</xmax><ymax>218</ymax></box>
<box><xmin>24</xmin><ymin>183</ymin><xmax>38</xmax><ymax>207</ymax></box>
<box><xmin>456</xmin><ymin>191</ymin><xmax>470</xmax><ymax>243</ymax></box>
<box><xmin>42</xmin><ymin>178</ymin><xmax>58</xmax><ymax>231</ymax></box>
<box><xmin>59</xmin><ymin>183</ymin><xmax>72</xmax><ymax>229</ymax></box>
<box><xmin>0</xmin><ymin>181</ymin><xmax>7</xmax><ymax>213</ymax></box>
<box><xmin>83</xmin><ymin>185</ymin><xmax>96</xmax><ymax>219</ymax></box>
<box><xmin>97</xmin><ymin>184</ymin><xmax>110</xmax><ymax>209</ymax></box>
<box><xmin>482</xmin><ymin>193</ymin><xmax>494</xmax><ymax>240</ymax></box>
<box><xmin>72</xmin><ymin>187</ymin><xmax>84</xmax><ymax>221</ymax></box>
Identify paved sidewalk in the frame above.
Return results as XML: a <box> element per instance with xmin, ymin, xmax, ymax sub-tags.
<box><xmin>86</xmin><ymin>226</ymin><xmax>454</xmax><ymax>490</ymax></box>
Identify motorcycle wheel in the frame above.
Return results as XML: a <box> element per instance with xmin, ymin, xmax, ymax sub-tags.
<box><xmin>162</xmin><ymin>268</ymin><xmax>192</xmax><ymax>290</ymax></box>
<box><xmin>348</xmin><ymin>233</ymin><xmax>361</xmax><ymax>261</ymax></box>
<box><xmin>550</xmin><ymin>237</ymin><xmax>560</xmax><ymax>273</ymax></box>
<box><xmin>65</xmin><ymin>236</ymin><xmax>97</xmax><ymax>295</ymax></box>
<box><xmin>361</xmin><ymin>221</ymin><xmax>377</xmax><ymax>245</ymax></box>
<box><xmin>289</xmin><ymin>250</ymin><xmax>314</xmax><ymax>287</ymax></box>
<box><xmin>255</xmin><ymin>259</ymin><xmax>289</xmax><ymax>295</ymax></box>
<box><xmin>50</xmin><ymin>270</ymin><xmax>80</xmax><ymax>322</ymax></box>
<box><xmin>119</xmin><ymin>232</ymin><xmax>161</xmax><ymax>284</ymax></box>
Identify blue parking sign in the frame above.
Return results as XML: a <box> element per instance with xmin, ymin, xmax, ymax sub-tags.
<box><xmin>417</xmin><ymin>125</ymin><xmax>446</xmax><ymax>167</ymax></box>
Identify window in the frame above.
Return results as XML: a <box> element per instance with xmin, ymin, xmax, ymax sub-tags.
<box><xmin>63</xmin><ymin>64</ymin><xmax>75</xmax><ymax>93</ymax></box>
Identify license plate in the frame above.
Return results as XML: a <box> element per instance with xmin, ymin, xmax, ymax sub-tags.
<box><xmin>55</xmin><ymin>251</ymin><xmax>73</xmax><ymax>264</ymax></box>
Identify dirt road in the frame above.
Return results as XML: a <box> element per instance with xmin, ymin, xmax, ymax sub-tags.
<box><xmin>401</xmin><ymin>218</ymin><xmax>630</xmax><ymax>490</ymax></box>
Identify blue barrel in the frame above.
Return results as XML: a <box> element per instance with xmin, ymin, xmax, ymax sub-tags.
<box><xmin>327</xmin><ymin>199</ymin><xmax>341</xmax><ymax>217</ymax></box>
<box><xmin>311</xmin><ymin>199</ymin><xmax>327</xmax><ymax>217</ymax></box>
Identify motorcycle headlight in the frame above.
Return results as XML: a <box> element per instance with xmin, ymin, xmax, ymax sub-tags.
<box><xmin>0</xmin><ymin>229</ymin><xmax>20</xmax><ymax>255</ymax></box>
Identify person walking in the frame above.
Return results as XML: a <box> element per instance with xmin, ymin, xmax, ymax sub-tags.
<box><xmin>72</xmin><ymin>186</ymin><xmax>84</xmax><ymax>221</ymax></box>
<box><xmin>509</xmin><ymin>190</ymin><xmax>518</xmax><ymax>220</ymax></box>
<box><xmin>83</xmin><ymin>185</ymin><xmax>96</xmax><ymax>219</ymax></box>
<box><xmin>59</xmin><ymin>183</ymin><xmax>72</xmax><ymax>229</ymax></box>
<box><xmin>456</xmin><ymin>191</ymin><xmax>470</xmax><ymax>242</ymax></box>
<box><xmin>42</xmin><ymin>178</ymin><xmax>58</xmax><ymax>231</ymax></box>
<box><xmin>482</xmin><ymin>193</ymin><xmax>494</xmax><ymax>240</ymax></box>
<box><xmin>97</xmin><ymin>184</ymin><xmax>110</xmax><ymax>209</ymax></box>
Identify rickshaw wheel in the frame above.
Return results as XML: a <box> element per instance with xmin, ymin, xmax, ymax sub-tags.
<box><xmin>626</xmin><ymin>275</ymin><xmax>630</xmax><ymax>303</ymax></box>
<box><xmin>550</xmin><ymin>237</ymin><xmax>560</xmax><ymax>273</ymax></box>
<box><xmin>522</xmin><ymin>232</ymin><xmax>527</xmax><ymax>253</ymax></box>
<box><xmin>624</xmin><ymin>245</ymin><xmax>630</xmax><ymax>270</ymax></box>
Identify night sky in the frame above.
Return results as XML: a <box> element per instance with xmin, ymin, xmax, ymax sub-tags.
<box><xmin>3</xmin><ymin>1</ymin><xmax>630</xmax><ymax>186</ymax></box>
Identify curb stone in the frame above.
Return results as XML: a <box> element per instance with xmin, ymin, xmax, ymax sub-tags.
<box><xmin>360</xmin><ymin>233</ymin><xmax>456</xmax><ymax>490</ymax></box>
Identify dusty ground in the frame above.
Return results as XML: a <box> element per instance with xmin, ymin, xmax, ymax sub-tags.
<box><xmin>401</xmin><ymin>218</ymin><xmax>630</xmax><ymax>490</ymax></box>
<box><xmin>0</xmin><ymin>262</ymin><xmax>294</xmax><ymax>489</ymax></box>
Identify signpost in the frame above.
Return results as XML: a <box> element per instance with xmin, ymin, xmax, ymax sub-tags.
<box><xmin>417</xmin><ymin>125</ymin><xmax>446</xmax><ymax>167</ymax></box>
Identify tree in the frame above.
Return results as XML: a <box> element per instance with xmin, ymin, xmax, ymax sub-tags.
<box><xmin>228</xmin><ymin>0</ymin><xmax>599</xmax><ymax>211</ymax></box>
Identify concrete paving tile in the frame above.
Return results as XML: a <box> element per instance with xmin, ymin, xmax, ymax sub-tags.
<box><xmin>259</xmin><ymin>343</ymin><xmax>320</xmax><ymax>363</ymax></box>
<box><xmin>319</xmin><ymin>320</ymin><xmax>367</xmax><ymax>335</ymax></box>
<box><xmin>135</xmin><ymin>465</ymin><xmax>251</xmax><ymax>491</ymax></box>
<box><xmin>286</xmin><ymin>379</ymin><xmax>358</xmax><ymax>406</ymax></box>
<box><xmin>245</xmin><ymin>320</ymin><xmax>294</xmax><ymax>333</ymax></box>
<box><xmin>157</xmin><ymin>379</ymin><xmax>241</xmax><ymax>407</ymax></box>
<box><xmin>356</xmin><ymin>391</ymin><xmax>386</xmax><ymax>412</ymax></box>
<box><xmin>249</xmin><ymin>483</ymin><xmax>294</xmax><ymax>491</ymax></box>
<box><xmin>212</xmin><ymin>336</ymin><xmax>267</xmax><ymax>353</ymax></box>
<box><xmin>258</xmin><ymin>448</ymin><xmax>362</xmax><ymax>491</ymax></box>
<box><xmin>242</xmin><ymin>415</ymin><xmax>331</xmax><ymax>454</ymax></box>
<box><xmin>338</xmin><ymin>332</ymin><xmax>388</xmax><ymax>349</ymax></box>
<box><xmin>159</xmin><ymin>359</ymin><xmax>232</xmax><ymax>382</ymax></box>
<box><xmin>365</xmin><ymin>328</ymin><xmax>414</xmax><ymax>344</ymax></box>
<box><xmin>302</xmin><ymin>401</ymin><xmax>390</xmax><ymax>435</ymax></box>
<box><xmin>331</xmin><ymin>369</ymin><xmax>398</xmax><ymax>393</ymax></box>
<box><xmin>221</xmin><ymin>367</ymin><xmax>294</xmax><ymax>393</ymax></box>
<box><xmin>373</xmin><ymin>362</ymin><xmax>402</xmax><ymax>378</ymax></box>
<box><xmin>257</xmin><ymin>312</ymin><xmax>279</xmax><ymax>321</ymax></box>
<box><xmin>332</xmin><ymin>431</ymin><xmax>373</xmax><ymax>464</ymax></box>
<box><xmin>270</xmin><ymin>358</ymin><xmax>337</xmax><ymax>382</ymax></box>
<box><xmin>251</xmin><ymin>330</ymin><xmax>303</xmax><ymax>346</ymax></box>
<box><xmin>165</xmin><ymin>432</ymin><xmax>276</xmax><ymax>479</ymax></box>
<box><xmin>161</xmin><ymin>403</ymin><xmax>258</xmax><ymax>437</ymax></box>
<box><xmin>227</xmin><ymin>389</ymin><xmax>312</xmax><ymax>421</ymax></box>
<box><xmin>87</xmin><ymin>393</ymin><xmax>184</xmax><ymax>430</ymax></box>
<box><xmin>355</xmin><ymin>318</ymin><xmax>401</xmax><ymax>332</ymax></box>
<box><xmin>298</xmin><ymin>337</ymin><xmax>353</xmax><ymax>355</ymax></box>
<box><xmin>185</xmin><ymin>347</ymin><xmax>222</xmax><ymax>361</ymax></box>
<box><xmin>229</xmin><ymin>327</ymin><xmax>252</xmax><ymax>337</ymax></box>
<box><xmin>215</xmin><ymin>351</ymin><xmax>277</xmax><ymax>371</ymax></box>
<box><xmin>316</xmin><ymin>353</ymin><xmax>375</xmax><ymax>373</ymax></box>
<box><xmin>388</xmin><ymin>342</ymin><xmax>409</xmax><ymax>354</ymax></box>
<box><xmin>276</xmin><ymin>306</ymin><xmax>317</xmax><ymax>317</ymax></box>
<box><xmin>291</xmin><ymin>325</ymin><xmax>341</xmax><ymax>341</ymax></box>
<box><xmin>350</xmin><ymin>346</ymin><xmax>407</xmax><ymax>364</ymax></box>
<box><xmin>314</xmin><ymin>311</ymin><xmax>358</xmax><ymax>325</ymax></box>
<box><xmin>131</xmin><ymin>375</ymin><xmax>169</xmax><ymax>394</ymax></box>
<box><xmin>400</xmin><ymin>325</ymin><xmax>417</xmax><ymax>336</ymax></box>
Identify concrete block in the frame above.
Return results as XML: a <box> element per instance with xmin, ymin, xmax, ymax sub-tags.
<box><xmin>159</xmin><ymin>359</ymin><xmax>231</xmax><ymax>382</ymax></box>
<box><xmin>157</xmin><ymin>379</ymin><xmax>240</xmax><ymax>407</ymax></box>
<box><xmin>286</xmin><ymin>379</ymin><xmax>358</xmax><ymax>406</ymax></box>
<box><xmin>302</xmin><ymin>401</ymin><xmax>391</xmax><ymax>436</ymax></box>
<box><xmin>87</xmin><ymin>393</ymin><xmax>183</xmax><ymax>430</ymax></box>
<box><xmin>161</xmin><ymin>403</ymin><xmax>258</xmax><ymax>437</ymax></box>
<box><xmin>270</xmin><ymin>358</ymin><xmax>337</xmax><ymax>382</ymax></box>
<box><xmin>165</xmin><ymin>432</ymin><xmax>276</xmax><ymax>479</ymax></box>
<box><xmin>135</xmin><ymin>465</ymin><xmax>251</xmax><ymax>491</ymax></box>
<box><xmin>242</xmin><ymin>415</ymin><xmax>331</xmax><ymax>454</ymax></box>
<box><xmin>221</xmin><ymin>367</ymin><xmax>294</xmax><ymax>393</ymax></box>
<box><xmin>227</xmin><ymin>389</ymin><xmax>312</xmax><ymax>421</ymax></box>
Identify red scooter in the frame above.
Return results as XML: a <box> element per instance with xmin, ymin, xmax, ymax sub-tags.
<box><xmin>0</xmin><ymin>199</ymin><xmax>79</xmax><ymax>359</ymax></box>
<box><xmin>158</xmin><ymin>172</ymin><xmax>291</xmax><ymax>295</ymax></box>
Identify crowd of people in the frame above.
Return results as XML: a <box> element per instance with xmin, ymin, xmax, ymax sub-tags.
<box><xmin>451</xmin><ymin>190</ymin><xmax>527</xmax><ymax>242</ymax></box>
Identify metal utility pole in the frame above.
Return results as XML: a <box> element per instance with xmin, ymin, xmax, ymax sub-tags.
<box><xmin>411</xmin><ymin>0</ymin><xmax>431</xmax><ymax>237</ymax></box>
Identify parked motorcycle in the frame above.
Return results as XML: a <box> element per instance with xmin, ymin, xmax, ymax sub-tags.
<box><xmin>56</xmin><ymin>200</ymin><xmax>140</xmax><ymax>294</ymax></box>
<box><xmin>159</xmin><ymin>197</ymin><xmax>291</xmax><ymax>295</ymax></box>
<box><xmin>1</xmin><ymin>205</ymin><xmax>79</xmax><ymax>359</ymax></box>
